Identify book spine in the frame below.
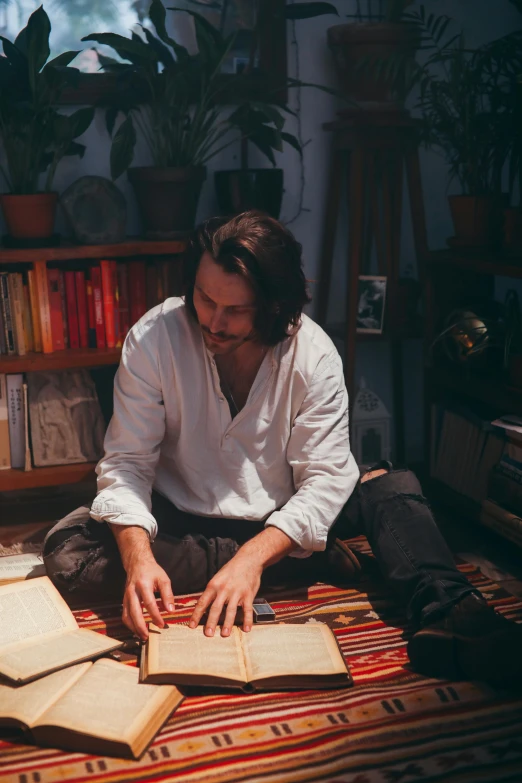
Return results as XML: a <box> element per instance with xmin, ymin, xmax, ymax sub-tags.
<box><xmin>33</xmin><ymin>261</ymin><xmax>54</xmax><ymax>354</ymax></box>
<box><xmin>75</xmin><ymin>270</ymin><xmax>89</xmax><ymax>349</ymax></box>
<box><xmin>128</xmin><ymin>260</ymin><xmax>147</xmax><ymax>326</ymax></box>
<box><xmin>86</xmin><ymin>275</ymin><xmax>97</xmax><ymax>348</ymax></box>
<box><xmin>100</xmin><ymin>260</ymin><xmax>115</xmax><ymax>349</ymax></box>
<box><xmin>64</xmin><ymin>270</ymin><xmax>80</xmax><ymax>349</ymax></box>
<box><xmin>0</xmin><ymin>374</ymin><xmax>10</xmax><ymax>470</ymax></box>
<box><xmin>0</xmin><ymin>273</ymin><xmax>15</xmax><ymax>355</ymax></box>
<box><xmin>47</xmin><ymin>268</ymin><xmax>65</xmax><ymax>351</ymax></box>
<box><xmin>22</xmin><ymin>381</ymin><xmax>32</xmax><ymax>471</ymax></box>
<box><xmin>58</xmin><ymin>270</ymin><xmax>69</xmax><ymax>350</ymax></box>
<box><xmin>91</xmin><ymin>266</ymin><xmax>106</xmax><ymax>349</ymax></box>
<box><xmin>0</xmin><ymin>294</ymin><xmax>6</xmax><ymax>354</ymax></box>
<box><xmin>27</xmin><ymin>269</ymin><xmax>42</xmax><ymax>353</ymax></box>
<box><xmin>110</xmin><ymin>260</ymin><xmax>121</xmax><ymax>348</ymax></box>
<box><xmin>22</xmin><ymin>282</ymin><xmax>34</xmax><ymax>353</ymax></box>
<box><xmin>6</xmin><ymin>373</ymin><xmax>24</xmax><ymax>469</ymax></box>
<box><xmin>117</xmin><ymin>262</ymin><xmax>130</xmax><ymax>341</ymax></box>
<box><xmin>8</xmin><ymin>273</ymin><xmax>26</xmax><ymax>356</ymax></box>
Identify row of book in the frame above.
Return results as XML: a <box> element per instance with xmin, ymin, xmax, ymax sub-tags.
<box><xmin>0</xmin><ymin>257</ymin><xmax>179</xmax><ymax>356</ymax></box>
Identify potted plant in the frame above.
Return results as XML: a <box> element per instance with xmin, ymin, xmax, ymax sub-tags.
<box><xmin>326</xmin><ymin>0</ymin><xmax>418</xmax><ymax>112</ymax></box>
<box><xmin>83</xmin><ymin>1</ymin><xmax>340</xmax><ymax>234</ymax></box>
<box><xmin>0</xmin><ymin>7</ymin><xmax>94</xmax><ymax>244</ymax></box>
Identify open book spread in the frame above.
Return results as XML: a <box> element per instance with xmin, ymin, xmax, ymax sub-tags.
<box><xmin>0</xmin><ymin>576</ymin><xmax>123</xmax><ymax>683</ymax></box>
<box><xmin>0</xmin><ymin>658</ymin><xmax>183</xmax><ymax>759</ymax></box>
<box><xmin>141</xmin><ymin>622</ymin><xmax>352</xmax><ymax>691</ymax></box>
<box><xmin>0</xmin><ymin>553</ymin><xmax>46</xmax><ymax>585</ymax></box>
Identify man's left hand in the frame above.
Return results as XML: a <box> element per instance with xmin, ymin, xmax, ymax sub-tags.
<box><xmin>188</xmin><ymin>550</ymin><xmax>262</xmax><ymax>636</ymax></box>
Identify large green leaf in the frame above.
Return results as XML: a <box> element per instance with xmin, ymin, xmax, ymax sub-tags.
<box><xmin>26</xmin><ymin>7</ymin><xmax>51</xmax><ymax>82</ymax></box>
<box><xmin>110</xmin><ymin>114</ymin><xmax>137</xmax><ymax>180</ymax></box>
<box><xmin>68</xmin><ymin>106</ymin><xmax>95</xmax><ymax>139</ymax></box>
<box><xmin>81</xmin><ymin>33</ymin><xmax>158</xmax><ymax>65</ymax></box>
<box><xmin>281</xmin><ymin>131</ymin><xmax>302</xmax><ymax>156</ymax></box>
<box><xmin>149</xmin><ymin>0</ymin><xmax>189</xmax><ymax>63</ymax></box>
<box><xmin>45</xmin><ymin>51</ymin><xmax>80</xmax><ymax>68</ymax></box>
<box><xmin>0</xmin><ymin>36</ymin><xmax>27</xmax><ymax>71</ymax></box>
<box><xmin>142</xmin><ymin>27</ymin><xmax>175</xmax><ymax>68</ymax></box>
<box><xmin>283</xmin><ymin>2</ymin><xmax>338</xmax><ymax>19</ymax></box>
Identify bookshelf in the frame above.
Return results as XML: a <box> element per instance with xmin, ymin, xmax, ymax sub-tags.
<box><xmin>0</xmin><ymin>237</ymin><xmax>187</xmax><ymax>491</ymax></box>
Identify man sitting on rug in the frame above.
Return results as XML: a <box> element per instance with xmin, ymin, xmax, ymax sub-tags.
<box><xmin>43</xmin><ymin>210</ymin><xmax>522</xmax><ymax>689</ymax></box>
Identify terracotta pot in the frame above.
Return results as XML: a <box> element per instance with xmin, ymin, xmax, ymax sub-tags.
<box><xmin>504</xmin><ymin>207</ymin><xmax>522</xmax><ymax>250</ymax></box>
<box><xmin>128</xmin><ymin>166</ymin><xmax>206</xmax><ymax>238</ymax></box>
<box><xmin>327</xmin><ymin>22</ymin><xmax>418</xmax><ymax>110</ymax></box>
<box><xmin>447</xmin><ymin>195</ymin><xmax>495</xmax><ymax>247</ymax></box>
<box><xmin>0</xmin><ymin>192</ymin><xmax>58</xmax><ymax>239</ymax></box>
<box><xmin>214</xmin><ymin>169</ymin><xmax>284</xmax><ymax>219</ymax></box>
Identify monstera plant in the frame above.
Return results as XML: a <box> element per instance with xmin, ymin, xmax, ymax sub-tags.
<box><xmin>0</xmin><ymin>6</ymin><xmax>94</xmax><ymax>242</ymax></box>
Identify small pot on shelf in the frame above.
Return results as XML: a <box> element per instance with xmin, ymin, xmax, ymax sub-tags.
<box><xmin>128</xmin><ymin>166</ymin><xmax>206</xmax><ymax>238</ymax></box>
<box><xmin>447</xmin><ymin>195</ymin><xmax>495</xmax><ymax>249</ymax></box>
<box><xmin>0</xmin><ymin>192</ymin><xmax>58</xmax><ymax>245</ymax></box>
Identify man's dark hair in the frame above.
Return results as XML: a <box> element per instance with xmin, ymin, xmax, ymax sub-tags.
<box><xmin>183</xmin><ymin>210</ymin><xmax>311</xmax><ymax>346</ymax></box>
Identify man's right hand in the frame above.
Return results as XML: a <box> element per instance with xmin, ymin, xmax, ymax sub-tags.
<box><xmin>110</xmin><ymin>524</ymin><xmax>175</xmax><ymax>641</ymax></box>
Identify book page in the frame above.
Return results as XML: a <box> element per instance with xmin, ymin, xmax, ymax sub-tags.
<box><xmin>0</xmin><ymin>577</ymin><xmax>77</xmax><ymax>655</ymax></box>
<box><xmin>241</xmin><ymin>624</ymin><xmax>347</xmax><ymax>683</ymax></box>
<box><xmin>35</xmin><ymin>658</ymin><xmax>181</xmax><ymax>746</ymax></box>
<box><xmin>0</xmin><ymin>663</ymin><xmax>90</xmax><ymax>727</ymax></box>
<box><xmin>0</xmin><ymin>554</ymin><xmax>46</xmax><ymax>585</ymax></box>
<box><xmin>148</xmin><ymin>624</ymin><xmax>247</xmax><ymax>683</ymax></box>
<box><xmin>0</xmin><ymin>628</ymin><xmax>122</xmax><ymax>682</ymax></box>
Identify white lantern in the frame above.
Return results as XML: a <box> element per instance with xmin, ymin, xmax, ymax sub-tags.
<box><xmin>351</xmin><ymin>377</ymin><xmax>391</xmax><ymax>466</ymax></box>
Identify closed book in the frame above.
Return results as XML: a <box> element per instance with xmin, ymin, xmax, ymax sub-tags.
<box><xmin>0</xmin><ymin>374</ymin><xmax>10</xmax><ymax>470</ymax></box>
<box><xmin>488</xmin><ymin>470</ymin><xmax>522</xmax><ymax>516</ymax></box>
<box><xmin>33</xmin><ymin>261</ymin><xmax>53</xmax><ymax>354</ymax></box>
<box><xmin>117</xmin><ymin>263</ymin><xmax>130</xmax><ymax>341</ymax></box>
<box><xmin>85</xmin><ymin>276</ymin><xmax>97</xmax><ymax>348</ymax></box>
<box><xmin>6</xmin><ymin>373</ymin><xmax>24</xmax><ymax>469</ymax></box>
<box><xmin>27</xmin><ymin>269</ymin><xmax>42</xmax><ymax>353</ymax></box>
<box><xmin>100</xmin><ymin>260</ymin><xmax>115</xmax><ymax>348</ymax></box>
<box><xmin>64</xmin><ymin>271</ymin><xmax>80</xmax><ymax>349</ymax></box>
<box><xmin>128</xmin><ymin>260</ymin><xmax>147</xmax><ymax>326</ymax></box>
<box><xmin>22</xmin><ymin>382</ymin><xmax>31</xmax><ymax>471</ymax></box>
<box><xmin>22</xmin><ymin>283</ymin><xmax>34</xmax><ymax>353</ymax></box>
<box><xmin>7</xmin><ymin>273</ymin><xmax>26</xmax><ymax>356</ymax></box>
<box><xmin>58</xmin><ymin>270</ymin><xmax>69</xmax><ymax>349</ymax></box>
<box><xmin>481</xmin><ymin>498</ymin><xmax>522</xmax><ymax>534</ymax></box>
<box><xmin>90</xmin><ymin>266</ymin><xmax>106</xmax><ymax>349</ymax></box>
<box><xmin>75</xmin><ymin>271</ymin><xmax>89</xmax><ymax>349</ymax></box>
<box><xmin>0</xmin><ymin>273</ymin><xmax>15</xmax><ymax>355</ymax></box>
<box><xmin>0</xmin><ymin>297</ymin><xmax>6</xmax><ymax>354</ymax></box>
<box><xmin>479</xmin><ymin>510</ymin><xmax>522</xmax><ymax>548</ymax></box>
<box><xmin>110</xmin><ymin>260</ymin><xmax>121</xmax><ymax>348</ymax></box>
<box><xmin>46</xmin><ymin>268</ymin><xmax>65</xmax><ymax>351</ymax></box>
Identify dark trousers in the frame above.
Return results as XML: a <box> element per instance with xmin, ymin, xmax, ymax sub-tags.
<box><xmin>42</xmin><ymin>468</ymin><xmax>475</xmax><ymax>627</ymax></box>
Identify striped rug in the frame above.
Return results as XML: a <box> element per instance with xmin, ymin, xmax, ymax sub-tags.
<box><xmin>1</xmin><ymin>538</ymin><xmax>522</xmax><ymax>783</ymax></box>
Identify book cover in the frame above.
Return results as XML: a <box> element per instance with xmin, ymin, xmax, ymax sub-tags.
<box><xmin>90</xmin><ymin>266</ymin><xmax>106</xmax><ymax>349</ymax></box>
<box><xmin>6</xmin><ymin>373</ymin><xmax>25</xmax><ymax>469</ymax></box>
<box><xmin>33</xmin><ymin>261</ymin><xmax>54</xmax><ymax>354</ymax></box>
<box><xmin>75</xmin><ymin>270</ymin><xmax>89</xmax><ymax>349</ymax></box>
<box><xmin>57</xmin><ymin>270</ymin><xmax>69</xmax><ymax>350</ymax></box>
<box><xmin>0</xmin><ymin>272</ymin><xmax>15</xmax><ymax>355</ymax></box>
<box><xmin>47</xmin><ymin>268</ymin><xmax>65</xmax><ymax>351</ymax></box>
<box><xmin>0</xmin><ymin>295</ymin><xmax>6</xmax><ymax>354</ymax></box>
<box><xmin>64</xmin><ymin>271</ymin><xmax>80</xmax><ymax>350</ymax></box>
<box><xmin>100</xmin><ymin>260</ymin><xmax>115</xmax><ymax>349</ymax></box>
<box><xmin>0</xmin><ymin>374</ymin><xmax>10</xmax><ymax>470</ymax></box>
<box><xmin>117</xmin><ymin>263</ymin><xmax>130</xmax><ymax>341</ymax></box>
<box><xmin>22</xmin><ymin>282</ymin><xmax>34</xmax><ymax>354</ymax></box>
<box><xmin>22</xmin><ymin>382</ymin><xmax>32</xmax><ymax>471</ymax></box>
<box><xmin>85</xmin><ymin>275</ymin><xmax>97</xmax><ymax>348</ymax></box>
<box><xmin>7</xmin><ymin>273</ymin><xmax>26</xmax><ymax>356</ymax></box>
<box><xmin>110</xmin><ymin>260</ymin><xmax>121</xmax><ymax>348</ymax></box>
<box><xmin>27</xmin><ymin>269</ymin><xmax>43</xmax><ymax>353</ymax></box>
<box><xmin>128</xmin><ymin>260</ymin><xmax>147</xmax><ymax>326</ymax></box>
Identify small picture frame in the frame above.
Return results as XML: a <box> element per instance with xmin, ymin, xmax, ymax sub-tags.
<box><xmin>356</xmin><ymin>275</ymin><xmax>387</xmax><ymax>334</ymax></box>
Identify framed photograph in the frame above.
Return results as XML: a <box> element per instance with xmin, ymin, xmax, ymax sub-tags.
<box><xmin>356</xmin><ymin>276</ymin><xmax>387</xmax><ymax>335</ymax></box>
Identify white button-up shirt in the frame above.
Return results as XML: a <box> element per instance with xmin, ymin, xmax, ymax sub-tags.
<box><xmin>90</xmin><ymin>297</ymin><xmax>360</xmax><ymax>553</ymax></box>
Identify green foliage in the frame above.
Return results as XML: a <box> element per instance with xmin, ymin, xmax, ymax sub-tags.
<box><xmin>0</xmin><ymin>6</ymin><xmax>94</xmax><ymax>194</ymax></box>
<box><xmin>83</xmin><ymin>0</ymin><xmax>339</xmax><ymax>179</ymax></box>
<box><xmin>346</xmin><ymin>0</ymin><xmax>414</xmax><ymax>23</ymax></box>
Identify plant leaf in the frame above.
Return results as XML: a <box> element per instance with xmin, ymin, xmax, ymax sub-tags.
<box><xmin>81</xmin><ymin>33</ymin><xmax>157</xmax><ymax>65</ymax></box>
<box><xmin>45</xmin><ymin>50</ymin><xmax>80</xmax><ymax>68</ymax></box>
<box><xmin>26</xmin><ymin>6</ymin><xmax>51</xmax><ymax>77</ymax></box>
<box><xmin>110</xmin><ymin>114</ymin><xmax>136</xmax><ymax>180</ymax></box>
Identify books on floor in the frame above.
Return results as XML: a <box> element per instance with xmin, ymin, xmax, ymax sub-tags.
<box><xmin>0</xmin><ymin>658</ymin><xmax>183</xmax><ymax>760</ymax></box>
<box><xmin>0</xmin><ymin>553</ymin><xmax>46</xmax><ymax>585</ymax></box>
<box><xmin>140</xmin><ymin>622</ymin><xmax>353</xmax><ymax>692</ymax></box>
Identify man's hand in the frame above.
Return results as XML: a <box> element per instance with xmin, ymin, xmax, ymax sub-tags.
<box><xmin>189</xmin><ymin>526</ymin><xmax>296</xmax><ymax>637</ymax></box>
<box><xmin>110</xmin><ymin>524</ymin><xmax>175</xmax><ymax>641</ymax></box>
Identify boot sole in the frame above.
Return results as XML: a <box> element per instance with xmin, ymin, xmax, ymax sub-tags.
<box><xmin>407</xmin><ymin>625</ymin><xmax>522</xmax><ymax>689</ymax></box>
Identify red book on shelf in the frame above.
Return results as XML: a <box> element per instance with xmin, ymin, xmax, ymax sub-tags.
<box><xmin>46</xmin><ymin>268</ymin><xmax>65</xmax><ymax>351</ymax></box>
<box><xmin>75</xmin><ymin>270</ymin><xmax>89</xmax><ymax>349</ymax></box>
<box><xmin>86</xmin><ymin>274</ymin><xmax>97</xmax><ymax>348</ymax></box>
<box><xmin>58</xmin><ymin>270</ymin><xmax>69</xmax><ymax>350</ymax></box>
<box><xmin>90</xmin><ymin>266</ymin><xmax>106</xmax><ymax>349</ymax></box>
<box><xmin>64</xmin><ymin>271</ymin><xmax>80</xmax><ymax>350</ymax></box>
<box><xmin>117</xmin><ymin>263</ymin><xmax>130</xmax><ymax>341</ymax></box>
<box><xmin>128</xmin><ymin>260</ymin><xmax>147</xmax><ymax>327</ymax></box>
<box><xmin>100</xmin><ymin>260</ymin><xmax>115</xmax><ymax>349</ymax></box>
<box><xmin>33</xmin><ymin>261</ymin><xmax>53</xmax><ymax>354</ymax></box>
<box><xmin>110</xmin><ymin>260</ymin><xmax>121</xmax><ymax>349</ymax></box>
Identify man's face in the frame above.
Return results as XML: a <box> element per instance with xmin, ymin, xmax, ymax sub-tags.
<box><xmin>193</xmin><ymin>252</ymin><xmax>258</xmax><ymax>355</ymax></box>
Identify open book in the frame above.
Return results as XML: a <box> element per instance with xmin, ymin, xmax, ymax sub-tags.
<box><xmin>0</xmin><ymin>576</ymin><xmax>123</xmax><ymax>683</ymax></box>
<box><xmin>0</xmin><ymin>553</ymin><xmax>46</xmax><ymax>585</ymax></box>
<box><xmin>0</xmin><ymin>658</ymin><xmax>183</xmax><ymax>759</ymax></box>
<box><xmin>140</xmin><ymin>622</ymin><xmax>352</xmax><ymax>691</ymax></box>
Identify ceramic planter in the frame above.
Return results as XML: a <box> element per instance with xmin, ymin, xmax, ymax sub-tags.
<box><xmin>214</xmin><ymin>169</ymin><xmax>284</xmax><ymax>219</ymax></box>
<box><xmin>0</xmin><ymin>192</ymin><xmax>58</xmax><ymax>241</ymax></box>
<box><xmin>128</xmin><ymin>166</ymin><xmax>206</xmax><ymax>238</ymax></box>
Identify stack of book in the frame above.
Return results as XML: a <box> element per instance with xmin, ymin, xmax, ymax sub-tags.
<box><xmin>0</xmin><ymin>258</ymin><xmax>175</xmax><ymax>356</ymax></box>
<box><xmin>482</xmin><ymin>416</ymin><xmax>522</xmax><ymax>548</ymax></box>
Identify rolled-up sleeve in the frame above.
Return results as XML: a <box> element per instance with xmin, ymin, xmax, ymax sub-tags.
<box><xmin>264</xmin><ymin>352</ymin><xmax>359</xmax><ymax>554</ymax></box>
<box><xmin>90</xmin><ymin>323</ymin><xmax>166</xmax><ymax>540</ymax></box>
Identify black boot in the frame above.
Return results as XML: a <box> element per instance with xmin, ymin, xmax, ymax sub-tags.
<box><xmin>407</xmin><ymin>593</ymin><xmax>522</xmax><ymax>689</ymax></box>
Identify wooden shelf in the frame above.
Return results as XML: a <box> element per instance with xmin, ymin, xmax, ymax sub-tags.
<box><xmin>0</xmin><ymin>462</ymin><xmax>97</xmax><ymax>492</ymax></box>
<box><xmin>428</xmin><ymin>250</ymin><xmax>522</xmax><ymax>279</ymax></box>
<box><xmin>0</xmin><ymin>237</ymin><xmax>187</xmax><ymax>264</ymax></box>
<box><xmin>426</xmin><ymin>364</ymin><xmax>522</xmax><ymax>412</ymax></box>
<box><xmin>0</xmin><ymin>347</ymin><xmax>122</xmax><ymax>373</ymax></box>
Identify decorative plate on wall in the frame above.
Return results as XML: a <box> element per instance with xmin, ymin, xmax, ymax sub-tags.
<box><xmin>60</xmin><ymin>175</ymin><xmax>127</xmax><ymax>244</ymax></box>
